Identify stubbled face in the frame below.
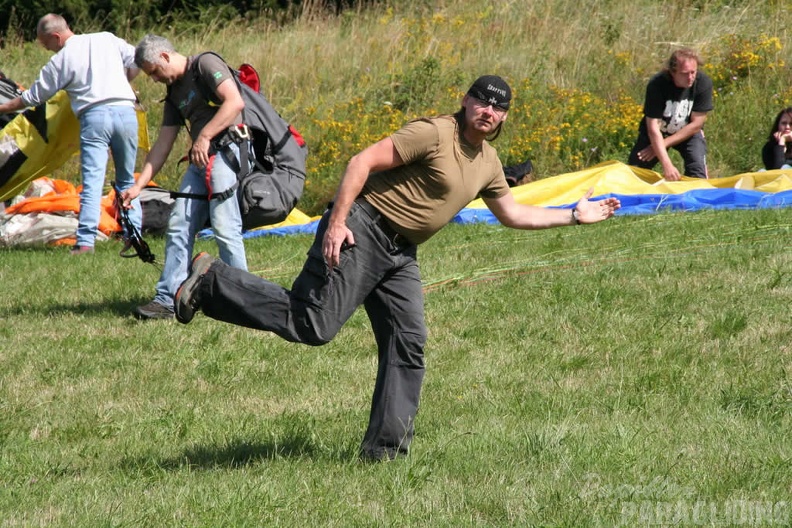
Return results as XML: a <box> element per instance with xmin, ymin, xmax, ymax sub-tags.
<box><xmin>671</xmin><ymin>58</ymin><xmax>698</xmax><ymax>89</ymax></box>
<box><xmin>462</xmin><ymin>94</ymin><xmax>508</xmax><ymax>136</ymax></box>
<box><xmin>141</xmin><ymin>56</ymin><xmax>178</xmax><ymax>85</ymax></box>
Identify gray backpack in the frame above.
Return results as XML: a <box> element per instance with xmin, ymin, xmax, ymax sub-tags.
<box><xmin>167</xmin><ymin>53</ymin><xmax>307</xmax><ymax>230</ymax></box>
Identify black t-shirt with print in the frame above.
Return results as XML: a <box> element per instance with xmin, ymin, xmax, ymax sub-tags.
<box><xmin>637</xmin><ymin>70</ymin><xmax>713</xmax><ymax>137</ymax></box>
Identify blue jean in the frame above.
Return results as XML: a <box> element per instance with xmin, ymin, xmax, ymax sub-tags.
<box><xmin>153</xmin><ymin>144</ymin><xmax>247</xmax><ymax>307</ymax></box>
<box><xmin>199</xmin><ymin>200</ymin><xmax>426</xmax><ymax>460</ymax></box>
<box><xmin>77</xmin><ymin>104</ymin><xmax>140</xmax><ymax>247</ymax></box>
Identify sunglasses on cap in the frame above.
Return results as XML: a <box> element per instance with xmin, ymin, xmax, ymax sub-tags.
<box><xmin>469</xmin><ymin>90</ymin><xmax>510</xmax><ymax>112</ymax></box>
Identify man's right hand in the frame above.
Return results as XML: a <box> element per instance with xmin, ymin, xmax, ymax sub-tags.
<box><xmin>636</xmin><ymin>144</ymin><xmax>657</xmax><ymax>163</ymax></box>
<box><xmin>322</xmin><ymin>220</ymin><xmax>355</xmax><ymax>269</ymax></box>
<box><xmin>120</xmin><ymin>185</ymin><xmax>142</xmax><ymax>209</ymax></box>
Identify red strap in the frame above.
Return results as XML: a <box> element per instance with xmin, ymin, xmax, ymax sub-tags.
<box><xmin>237</xmin><ymin>62</ymin><xmax>305</xmax><ymax>149</ymax></box>
<box><xmin>289</xmin><ymin>124</ymin><xmax>306</xmax><ymax>147</ymax></box>
<box><xmin>205</xmin><ymin>154</ymin><xmax>216</xmax><ymax>199</ymax></box>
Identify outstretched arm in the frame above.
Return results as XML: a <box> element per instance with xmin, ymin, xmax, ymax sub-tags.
<box><xmin>642</xmin><ymin>117</ymin><xmax>681</xmax><ymax>181</ymax></box>
<box><xmin>483</xmin><ymin>188</ymin><xmax>620</xmax><ymax>229</ymax></box>
<box><xmin>121</xmin><ymin>125</ymin><xmax>180</xmax><ymax>207</ymax></box>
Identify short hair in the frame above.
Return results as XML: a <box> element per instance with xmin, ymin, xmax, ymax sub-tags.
<box><xmin>37</xmin><ymin>14</ymin><xmax>69</xmax><ymax>37</ymax></box>
<box><xmin>666</xmin><ymin>48</ymin><xmax>702</xmax><ymax>73</ymax></box>
<box><xmin>135</xmin><ymin>34</ymin><xmax>176</xmax><ymax>68</ymax></box>
<box><xmin>768</xmin><ymin>107</ymin><xmax>792</xmax><ymax>143</ymax></box>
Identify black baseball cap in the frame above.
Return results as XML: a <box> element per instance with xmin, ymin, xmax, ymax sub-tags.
<box><xmin>467</xmin><ymin>75</ymin><xmax>512</xmax><ymax>111</ymax></box>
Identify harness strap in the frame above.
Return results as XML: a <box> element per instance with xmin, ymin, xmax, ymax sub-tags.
<box><xmin>169</xmin><ymin>190</ymin><xmax>212</xmax><ymax>200</ymax></box>
<box><xmin>169</xmin><ymin>127</ymin><xmax>248</xmax><ymax>202</ymax></box>
<box><xmin>205</xmin><ymin>153</ymin><xmax>216</xmax><ymax>199</ymax></box>
<box><xmin>270</xmin><ymin>129</ymin><xmax>293</xmax><ymax>157</ymax></box>
<box><xmin>169</xmin><ymin>180</ymin><xmax>239</xmax><ymax>202</ymax></box>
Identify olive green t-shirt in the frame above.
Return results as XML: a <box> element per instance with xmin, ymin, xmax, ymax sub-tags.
<box><xmin>362</xmin><ymin>115</ymin><xmax>509</xmax><ymax>245</ymax></box>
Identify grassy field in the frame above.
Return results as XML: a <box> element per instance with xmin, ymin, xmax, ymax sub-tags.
<box><xmin>1</xmin><ymin>207</ymin><xmax>790</xmax><ymax>526</ymax></box>
<box><xmin>1</xmin><ymin>0</ymin><xmax>792</xmax><ymax>524</ymax></box>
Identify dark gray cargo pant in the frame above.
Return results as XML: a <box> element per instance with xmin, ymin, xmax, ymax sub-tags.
<box><xmin>628</xmin><ymin>130</ymin><xmax>709</xmax><ymax>178</ymax></box>
<box><xmin>199</xmin><ymin>198</ymin><xmax>427</xmax><ymax>460</ymax></box>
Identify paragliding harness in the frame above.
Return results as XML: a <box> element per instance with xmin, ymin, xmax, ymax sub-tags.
<box><xmin>165</xmin><ymin>52</ymin><xmax>307</xmax><ymax>231</ymax></box>
<box><xmin>113</xmin><ymin>182</ymin><xmax>157</xmax><ymax>266</ymax></box>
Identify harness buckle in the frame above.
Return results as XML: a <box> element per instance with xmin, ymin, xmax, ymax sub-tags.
<box><xmin>229</xmin><ymin>124</ymin><xmax>250</xmax><ymax>142</ymax></box>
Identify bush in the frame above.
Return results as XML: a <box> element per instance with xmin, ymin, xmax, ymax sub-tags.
<box><xmin>0</xmin><ymin>0</ymin><xmax>374</xmax><ymax>43</ymax></box>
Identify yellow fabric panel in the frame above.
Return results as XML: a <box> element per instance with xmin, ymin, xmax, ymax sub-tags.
<box><xmin>136</xmin><ymin>105</ymin><xmax>150</xmax><ymax>152</ymax></box>
<box><xmin>0</xmin><ymin>91</ymin><xmax>79</xmax><ymax>201</ymax></box>
<box><xmin>247</xmin><ymin>207</ymin><xmax>319</xmax><ymax>230</ymax></box>
<box><xmin>465</xmin><ymin>160</ymin><xmax>792</xmax><ymax>209</ymax></box>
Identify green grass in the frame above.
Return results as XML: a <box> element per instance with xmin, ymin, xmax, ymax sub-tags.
<box><xmin>1</xmin><ymin>208</ymin><xmax>790</xmax><ymax>526</ymax></box>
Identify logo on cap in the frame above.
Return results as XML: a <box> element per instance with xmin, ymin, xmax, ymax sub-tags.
<box><xmin>487</xmin><ymin>84</ymin><xmax>507</xmax><ymax>98</ymax></box>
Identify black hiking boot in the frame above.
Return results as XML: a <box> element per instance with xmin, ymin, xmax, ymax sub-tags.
<box><xmin>134</xmin><ymin>300</ymin><xmax>174</xmax><ymax>320</ymax></box>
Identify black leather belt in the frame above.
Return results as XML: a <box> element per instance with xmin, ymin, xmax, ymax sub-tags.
<box><xmin>354</xmin><ymin>197</ymin><xmax>412</xmax><ymax>248</ymax></box>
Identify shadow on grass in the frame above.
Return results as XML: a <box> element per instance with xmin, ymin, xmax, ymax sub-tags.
<box><xmin>120</xmin><ymin>433</ymin><xmax>353</xmax><ymax>472</ymax></box>
<box><xmin>0</xmin><ymin>297</ymin><xmax>153</xmax><ymax>319</ymax></box>
<box><xmin>165</xmin><ymin>438</ymin><xmax>314</xmax><ymax>468</ymax></box>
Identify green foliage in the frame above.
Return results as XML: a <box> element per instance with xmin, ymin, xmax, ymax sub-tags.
<box><xmin>284</xmin><ymin>0</ymin><xmax>792</xmax><ymax>212</ymax></box>
<box><xmin>2</xmin><ymin>0</ymin><xmax>792</xmax><ymax>212</ymax></box>
<box><xmin>0</xmin><ymin>0</ymin><xmax>345</xmax><ymax>43</ymax></box>
<box><xmin>2</xmin><ymin>0</ymin><xmax>165</xmax><ymax>41</ymax></box>
<box><xmin>383</xmin><ymin>57</ymin><xmax>443</xmax><ymax>112</ymax></box>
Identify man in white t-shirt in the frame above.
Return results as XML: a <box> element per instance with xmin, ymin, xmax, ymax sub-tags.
<box><xmin>0</xmin><ymin>13</ymin><xmax>141</xmax><ymax>254</ymax></box>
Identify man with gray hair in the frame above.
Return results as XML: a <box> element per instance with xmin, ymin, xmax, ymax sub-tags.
<box><xmin>121</xmin><ymin>35</ymin><xmax>248</xmax><ymax>320</ymax></box>
<box><xmin>0</xmin><ymin>13</ymin><xmax>142</xmax><ymax>254</ymax></box>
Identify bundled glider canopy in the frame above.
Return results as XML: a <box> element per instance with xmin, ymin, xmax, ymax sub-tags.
<box><xmin>0</xmin><ymin>90</ymin><xmax>150</xmax><ymax>202</ymax></box>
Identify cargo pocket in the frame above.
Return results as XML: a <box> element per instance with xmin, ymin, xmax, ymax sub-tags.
<box><xmin>291</xmin><ymin>248</ymin><xmax>333</xmax><ymax>309</ymax></box>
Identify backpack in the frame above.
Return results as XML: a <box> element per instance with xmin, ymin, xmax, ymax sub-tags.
<box><xmin>167</xmin><ymin>52</ymin><xmax>307</xmax><ymax>230</ymax></box>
